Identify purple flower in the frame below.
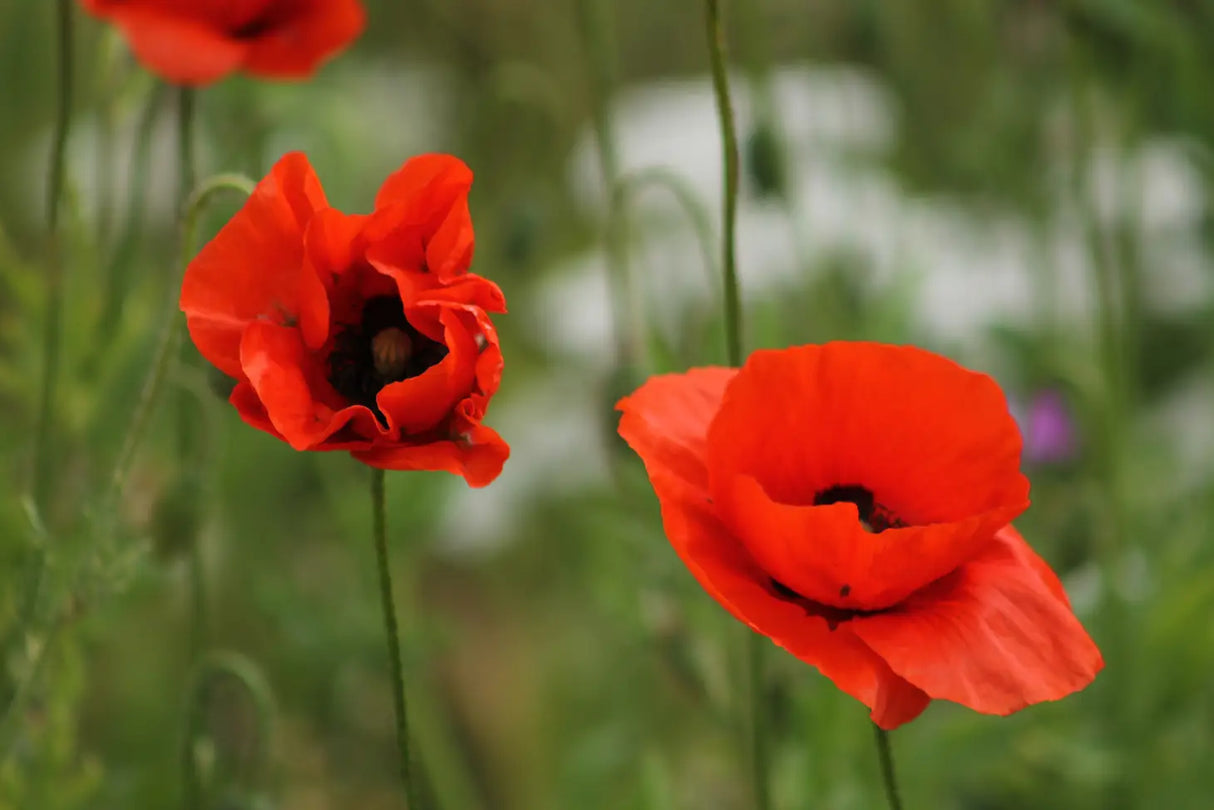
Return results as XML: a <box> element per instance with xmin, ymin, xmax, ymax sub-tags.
<box><xmin>1023</xmin><ymin>389</ymin><xmax>1078</xmax><ymax>465</ymax></box>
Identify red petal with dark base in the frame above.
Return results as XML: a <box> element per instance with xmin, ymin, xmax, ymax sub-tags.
<box><xmin>617</xmin><ymin>370</ymin><xmax>931</xmax><ymax>728</ymax></box>
<box><xmin>617</xmin><ymin>348</ymin><xmax>1101</xmax><ymax>729</ymax></box>
<box><xmin>181</xmin><ymin>151</ymin><xmax>508</xmax><ymax>485</ymax></box>
<box><xmin>706</xmin><ymin>343</ymin><xmax>1029</xmax><ymax>610</ymax></box>
<box><xmin>181</xmin><ymin>152</ymin><xmax>329</xmax><ymax>378</ymax></box>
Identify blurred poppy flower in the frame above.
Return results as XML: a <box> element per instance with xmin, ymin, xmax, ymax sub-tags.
<box><xmin>79</xmin><ymin>0</ymin><xmax>365</xmax><ymax>85</ymax></box>
<box><xmin>617</xmin><ymin>343</ymin><xmax>1102</xmax><ymax>728</ymax></box>
<box><xmin>180</xmin><ymin>151</ymin><xmax>508</xmax><ymax>486</ymax></box>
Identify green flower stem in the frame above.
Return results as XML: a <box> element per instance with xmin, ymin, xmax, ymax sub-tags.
<box><xmin>705</xmin><ymin>0</ymin><xmax>744</xmax><ymax>368</ymax></box>
<box><xmin>94</xmin><ymin>84</ymin><xmax>167</xmax><ymax>353</ymax></box>
<box><xmin>614</xmin><ymin>168</ymin><xmax>720</xmax><ymax>366</ymax></box>
<box><xmin>873</xmin><ymin>725</ymin><xmax>905</xmax><ymax>810</ymax></box>
<box><xmin>178</xmin><ymin>88</ymin><xmax>197</xmax><ymax>204</ymax></box>
<box><xmin>371</xmin><ymin>469</ymin><xmax>421</xmax><ymax>808</ymax></box>
<box><xmin>745</xmin><ymin>632</ymin><xmax>770</xmax><ymax>810</ymax></box>
<box><xmin>7</xmin><ymin>0</ymin><xmax>73</xmax><ymax>764</ymax></box>
<box><xmin>107</xmin><ymin>173</ymin><xmax>255</xmax><ymax>503</ymax></box>
<box><xmin>613</xmin><ymin>168</ymin><xmax>719</xmax><ymax>298</ymax></box>
<box><xmin>31</xmin><ymin>0</ymin><xmax>74</xmax><ymax>518</ymax></box>
<box><xmin>704</xmin><ymin>2</ymin><xmax>765</xmax><ymax>807</ymax></box>
<box><xmin>181</xmin><ymin>651</ymin><xmax>277</xmax><ymax>810</ymax></box>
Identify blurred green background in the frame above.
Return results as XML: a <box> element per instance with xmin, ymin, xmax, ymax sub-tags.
<box><xmin>2</xmin><ymin>0</ymin><xmax>1214</xmax><ymax>808</ymax></box>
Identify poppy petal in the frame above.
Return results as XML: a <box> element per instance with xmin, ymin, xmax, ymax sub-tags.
<box><xmin>239</xmin><ymin>321</ymin><xmax>376</xmax><ymax>450</ymax></box>
<box><xmin>617</xmin><ymin>368</ymin><xmax>931</xmax><ymax>728</ymax></box>
<box><xmin>229</xmin><ymin>380</ymin><xmax>283</xmax><ymax>439</ymax></box>
<box><xmin>376</xmin><ymin>307</ymin><xmax>479</xmax><ymax>435</ymax></box>
<box><xmin>181</xmin><ymin>152</ymin><xmax>329</xmax><ymax>378</ymax></box>
<box><xmin>706</xmin><ymin>343</ymin><xmax>1029</xmax><ymax>609</ymax></box>
<box><xmin>89</xmin><ymin>5</ymin><xmax>248</xmax><ymax>85</ymax></box>
<box><xmin>354</xmin><ymin>422</ymin><xmax>510</xmax><ymax>487</ymax></box>
<box><xmin>616</xmin><ymin>368</ymin><xmax>737</xmax><ymax>493</ymax></box>
<box><xmin>242</xmin><ymin>0</ymin><xmax>366</xmax><ymax>79</ymax></box>
<box><xmin>667</xmin><ymin>472</ymin><xmax>932</xmax><ymax>730</ymax></box>
<box><xmin>425</xmin><ymin>196</ymin><xmax>475</xmax><ymax>280</ymax></box>
<box><xmin>850</xmin><ymin>525</ymin><xmax>1103</xmax><ymax>716</ymax></box>
<box><xmin>716</xmin><ymin>473</ymin><xmax>1024</xmax><ymax>611</ymax></box>
<box><xmin>627</xmin><ymin>428</ymin><xmax>931</xmax><ymax>729</ymax></box>
<box><xmin>301</xmin><ymin>208</ymin><xmax>369</xmax><ymax>349</ymax></box>
<box><xmin>374</xmin><ymin>153</ymin><xmax>473</xmax><ymax>216</ymax></box>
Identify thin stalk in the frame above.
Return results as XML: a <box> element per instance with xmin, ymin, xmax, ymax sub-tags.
<box><xmin>94</xmin><ymin>83</ymin><xmax>167</xmax><ymax>353</ymax></box>
<box><xmin>0</xmin><ymin>621</ymin><xmax>64</xmax><ymax>760</ymax></box>
<box><xmin>745</xmin><ymin>633</ymin><xmax>770</xmax><ymax>810</ymax></box>
<box><xmin>704</xmin><ymin>2</ymin><xmax>764</xmax><ymax>808</ymax></box>
<box><xmin>178</xmin><ymin>88</ymin><xmax>197</xmax><ymax>203</ymax></box>
<box><xmin>705</xmin><ymin>0</ymin><xmax>744</xmax><ymax>367</ymax></box>
<box><xmin>1</xmin><ymin>168</ymin><xmax>251</xmax><ymax>767</ymax></box>
<box><xmin>371</xmin><ymin>468</ymin><xmax>421</xmax><ymax>808</ymax></box>
<box><xmin>181</xmin><ymin>651</ymin><xmax>277</xmax><ymax>810</ymax></box>
<box><xmin>107</xmin><ymin>174</ymin><xmax>255</xmax><ymax>502</ymax></box>
<box><xmin>175</xmin><ymin>86</ymin><xmax>202</xmax><ymax>463</ymax></box>
<box><xmin>31</xmin><ymin>0</ymin><xmax>74</xmax><ymax>516</ymax></box>
<box><xmin>574</xmin><ymin>0</ymin><xmax>648</xmax><ymax>375</ymax></box>
<box><xmin>188</xmin><ymin>527</ymin><xmax>207</xmax><ymax>656</ymax></box>
<box><xmin>873</xmin><ymin>725</ymin><xmax>904</xmax><ymax>810</ymax></box>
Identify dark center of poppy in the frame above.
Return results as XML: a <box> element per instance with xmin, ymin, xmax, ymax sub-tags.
<box><xmin>327</xmin><ymin>295</ymin><xmax>448</xmax><ymax>425</ymax></box>
<box><xmin>813</xmin><ymin>484</ymin><xmax>904</xmax><ymax>533</ymax></box>
<box><xmin>769</xmin><ymin>578</ymin><xmax>879</xmax><ymax>630</ymax></box>
<box><xmin>231</xmin><ymin>4</ymin><xmax>287</xmax><ymax>39</ymax></box>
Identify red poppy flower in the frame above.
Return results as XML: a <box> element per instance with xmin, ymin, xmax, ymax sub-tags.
<box><xmin>79</xmin><ymin>0</ymin><xmax>365</xmax><ymax>85</ymax></box>
<box><xmin>617</xmin><ymin>343</ymin><xmax>1102</xmax><ymax>728</ymax></box>
<box><xmin>180</xmin><ymin>151</ymin><xmax>508</xmax><ymax>486</ymax></box>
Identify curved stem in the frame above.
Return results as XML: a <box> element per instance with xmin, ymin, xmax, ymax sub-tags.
<box><xmin>575</xmin><ymin>0</ymin><xmax>648</xmax><ymax>375</ymax></box>
<box><xmin>371</xmin><ymin>469</ymin><xmax>421</xmax><ymax>808</ymax></box>
<box><xmin>873</xmin><ymin>725</ymin><xmax>904</xmax><ymax>810</ymax></box>
<box><xmin>178</xmin><ymin>88</ymin><xmax>197</xmax><ymax>204</ymax></box>
<box><xmin>181</xmin><ymin>651</ymin><xmax>277</xmax><ymax>810</ymax></box>
<box><xmin>613</xmin><ymin>168</ymin><xmax>719</xmax><ymax>295</ymax></box>
<box><xmin>31</xmin><ymin>0</ymin><xmax>74</xmax><ymax>516</ymax></box>
<box><xmin>614</xmin><ymin>168</ymin><xmax>721</xmax><ymax>366</ymax></box>
<box><xmin>107</xmin><ymin>174</ymin><xmax>255</xmax><ymax>503</ymax></box>
<box><xmin>705</xmin><ymin>0</ymin><xmax>744</xmax><ymax>368</ymax></box>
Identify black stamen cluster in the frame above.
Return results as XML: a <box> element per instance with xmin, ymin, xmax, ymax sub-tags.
<box><xmin>328</xmin><ymin>295</ymin><xmax>448</xmax><ymax>424</ymax></box>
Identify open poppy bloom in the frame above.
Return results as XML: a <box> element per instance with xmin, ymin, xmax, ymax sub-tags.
<box><xmin>180</xmin><ymin>151</ymin><xmax>508</xmax><ymax>487</ymax></box>
<box><xmin>617</xmin><ymin>343</ymin><xmax>1102</xmax><ymax>728</ymax></box>
<box><xmin>79</xmin><ymin>0</ymin><xmax>365</xmax><ymax>85</ymax></box>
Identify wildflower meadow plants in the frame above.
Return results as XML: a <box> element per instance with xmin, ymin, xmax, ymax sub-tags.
<box><xmin>11</xmin><ymin>0</ymin><xmax>1214</xmax><ymax>808</ymax></box>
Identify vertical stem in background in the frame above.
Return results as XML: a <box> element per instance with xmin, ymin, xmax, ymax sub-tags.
<box><xmin>705</xmin><ymin>0</ymin><xmax>745</xmax><ymax>367</ymax></box>
<box><xmin>32</xmin><ymin>0</ymin><xmax>74</xmax><ymax>515</ymax></box>
<box><xmin>178</xmin><ymin>88</ymin><xmax>197</xmax><ymax>203</ymax></box>
<box><xmin>175</xmin><ymin>86</ymin><xmax>207</xmax><ymax>653</ymax></box>
<box><xmin>574</xmin><ymin>0</ymin><xmax>647</xmax><ymax>376</ymax></box>
<box><xmin>107</xmin><ymin>174</ymin><xmax>255</xmax><ymax>505</ymax></box>
<box><xmin>873</xmin><ymin>725</ymin><xmax>904</xmax><ymax>810</ymax></box>
<box><xmin>371</xmin><ymin>469</ymin><xmax>421</xmax><ymax>809</ymax></box>
<box><xmin>704</xmin><ymin>2</ymin><xmax>766</xmax><ymax>809</ymax></box>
